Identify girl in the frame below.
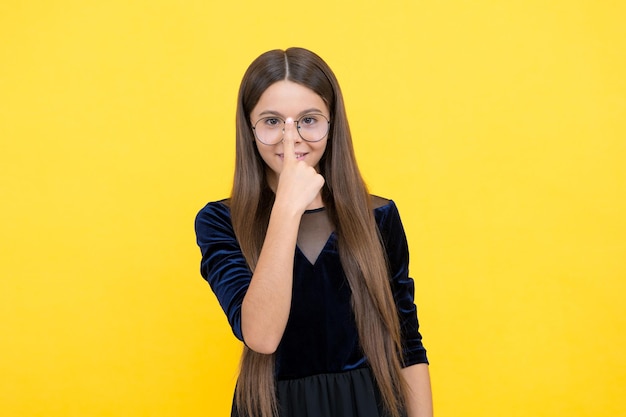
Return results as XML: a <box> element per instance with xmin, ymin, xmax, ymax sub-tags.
<box><xmin>195</xmin><ymin>47</ymin><xmax>432</xmax><ymax>417</ymax></box>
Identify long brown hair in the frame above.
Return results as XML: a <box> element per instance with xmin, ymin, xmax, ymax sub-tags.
<box><xmin>230</xmin><ymin>47</ymin><xmax>407</xmax><ymax>417</ymax></box>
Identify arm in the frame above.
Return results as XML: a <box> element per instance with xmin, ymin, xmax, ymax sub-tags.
<box><xmin>240</xmin><ymin>133</ymin><xmax>324</xmax><ymax>353</ymax></box>
<box><xmin>239</xmin><ymin>202</ymin><xmax>301</xmax><ymax>353</ymax></box>
<box><xmin>402</xmin><ymin>363</ymin><xmax>433</xmax><ymax>417</ymax></box>
<box><xmin>375</xmin><ymin>201</ymin><xmax>432</xmax><ymax>415</ymax></box>
<box><xmin>195</xmin><ymin>205</ymin><xmax>298</xmax><ymax>353</ymax></box>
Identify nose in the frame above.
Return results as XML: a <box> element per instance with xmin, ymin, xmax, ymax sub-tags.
<box><xmin>282</xmin><ymin>118</ymin><xmax>302</xmax><ymax>142</ymax></box>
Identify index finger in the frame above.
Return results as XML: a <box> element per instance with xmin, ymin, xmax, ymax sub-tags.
<box><xmin>282</xmin><ymin>126</ymin><xmax>297</xmax><ymax>163</ymax></box>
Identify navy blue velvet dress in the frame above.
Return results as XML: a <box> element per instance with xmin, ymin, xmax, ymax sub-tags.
<box><xmin>195</xmin><ymin>197</ymin><xmax>428</xmax><ymax>416</ymax></box>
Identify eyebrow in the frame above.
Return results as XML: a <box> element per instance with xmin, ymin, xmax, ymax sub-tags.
<box><xmin>257</xmin><ymin>108</ymin><xmax>327</xmax><ymax>118</ymax></box>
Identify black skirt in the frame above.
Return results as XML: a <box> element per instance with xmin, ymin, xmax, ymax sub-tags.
<box><xmin>232</xmin><ymin>367</ymin><xmax>401</xmax><ymax>417</ymax></box>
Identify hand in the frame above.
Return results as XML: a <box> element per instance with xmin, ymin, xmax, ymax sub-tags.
<box><xmin>274</xmin><ymin>132</ymin><xmax>325</xmax><ymax>215</ymax></box>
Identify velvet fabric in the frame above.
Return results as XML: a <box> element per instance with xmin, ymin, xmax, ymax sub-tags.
<box><xmin>194</xmin><ymin>197</ymin><xmax>428</xmax><ymax>382</ymax></box>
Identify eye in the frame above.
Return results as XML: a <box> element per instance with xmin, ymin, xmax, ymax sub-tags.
<box><xmin>263</xmin><ymin>117</ymin><xmax>282</xmax><ymax>128</ymax></box>
<box><xmin>299</xmin><ymin>115</ymin><xmax>319</xmax><ymax>126</ymax></box>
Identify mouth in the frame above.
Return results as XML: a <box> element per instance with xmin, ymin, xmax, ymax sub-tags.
<box><xmin>278</xmin><ymin>153</ymin><xmax>308</xmax><ymax>161</ymax></box>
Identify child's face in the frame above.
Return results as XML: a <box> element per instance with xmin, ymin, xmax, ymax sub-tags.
<box><xmin>250</xmin><ymin>80</ymin><xmax>330</xmax><ymax>188</ymax></box>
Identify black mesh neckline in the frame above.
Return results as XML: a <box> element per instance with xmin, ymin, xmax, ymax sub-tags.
<box><xmin>297</xmin><ymin>207</ymin><xmax>333</xmax><ymax>264</ymax></box>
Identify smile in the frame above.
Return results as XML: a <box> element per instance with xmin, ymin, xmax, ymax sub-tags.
<box><xmin>278</xmin><ymin>153</ymin><xmax>308</xmax><ymax>160</ymax></box>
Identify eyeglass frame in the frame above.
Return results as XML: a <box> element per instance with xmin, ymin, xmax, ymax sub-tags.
<box><xmin>251</xmin><ymin>113</ymin><xmax>331</xmax><ymax>145</ymax></box>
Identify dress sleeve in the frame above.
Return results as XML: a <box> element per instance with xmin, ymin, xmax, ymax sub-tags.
<box><xmin>377</xmin><ymin>200</ymin><xmax>429</xmax><ymax>366</ymax></box>
<box><xmin>194</xmin><ymin>201</ymin><xmax>251</xmax><ymax>342</ymax></box>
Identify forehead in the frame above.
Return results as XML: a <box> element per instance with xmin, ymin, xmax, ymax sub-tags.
<box><xmin>251</xmin><ymin>80</ymin><xmax>328</xmax><ymax>117</ymax></box>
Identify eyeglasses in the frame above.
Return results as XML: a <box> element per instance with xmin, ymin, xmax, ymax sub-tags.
<box><xmin>252</xmin><ymin>114</ymin><xmax>330</xmax><ymax>145</ymax></box>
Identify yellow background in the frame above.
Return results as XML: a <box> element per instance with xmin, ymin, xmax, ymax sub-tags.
<box><xmin>1</xmin><ymin>1</ymin><xmax>624</xmax><ymax>416</ymax></box>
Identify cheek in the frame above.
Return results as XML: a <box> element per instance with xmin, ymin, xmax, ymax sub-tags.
<box><xmin>310</xmin><ymin>141</ymin><xmax>329</xmax><ymax>168</ymax></box>
<box><xmin>254</xmin><ymin>142</ymin><xmax>270</xmax><ymax>161</ymax></box>
<box><xmin>258</xmin><ymin>151</ymin><xmax>271</xmax><ymax>166</ymax></box>
<box><xmin>315</xmin><ymin>140</ymin><xmax>329</xmax><ymax>157</ymax></box>
<box><xmin>255</xmin><ymin>144</ymin><xmax>279</xmax><ymax>170</ymax></box>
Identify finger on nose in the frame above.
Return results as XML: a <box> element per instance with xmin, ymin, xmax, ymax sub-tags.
<box><xmin>283</xmin><ymin>118</ymin><xmax>301</xmax><ymax>142</ymax></box>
